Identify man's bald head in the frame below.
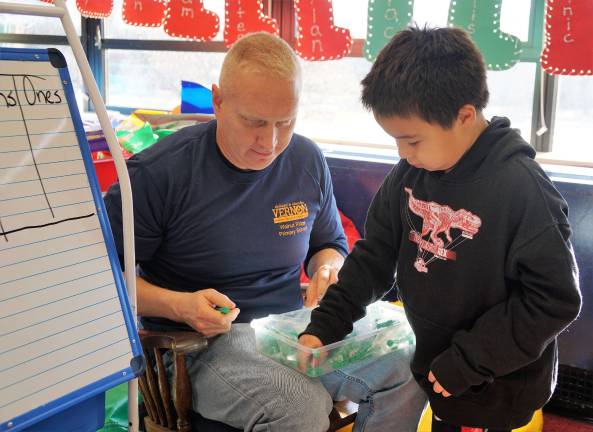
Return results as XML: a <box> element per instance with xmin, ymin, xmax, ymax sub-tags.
<box><xmin>219</xmin><ymin>32</ymin><xmax>301</xmax><ymax>97</ymax></box>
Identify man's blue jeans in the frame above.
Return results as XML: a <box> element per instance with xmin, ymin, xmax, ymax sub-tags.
<box><xmin>184</xmin><ymin>324</ymin><xmax>426</xmax><ymax>432</ymax></box>
<box><xmin>321</xmin><ymin>344</ymin><xmax>426</xmax><ymax>431</ymax></box>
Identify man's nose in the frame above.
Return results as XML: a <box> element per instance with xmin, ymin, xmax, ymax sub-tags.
<box><xmin>257</xmin><ymin>125</ymin><xmax>278</xmax><ymax>151</ymax></box>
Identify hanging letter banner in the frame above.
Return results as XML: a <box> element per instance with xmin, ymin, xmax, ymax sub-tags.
<box><xmin>364</xmin><ymin>0</ymin><xmax>414</xmax><ymax>62</ymax></box>
<box><xmin>448</xmin><ymin>0</ymin><xmax>522</xmax><ymax>71</ymax></box>
<box><xmin>294</xmin><ymin>0</ymin><xmax>353</xmax><ymax>61</ymax></box>
<box><xmin>542</xmin><ymin>0</ymin><xmax>593</xmax><ymax>75</ymax></box>
<box><xmin>76</xmin><ymin>0</ymin><xmax>114</xmax><ymax>18</ymax></box>
<box><xmin>163</xmin><ymin>0</ymin><xmax>220</xmax><ymax>41</ymax></box>
<box><xmin>224</xmin><ymin>0</ymin><xmax>278</xmax><ymax>47</ymax></box>
<box><xmin>122</xmin><ymin>0</ymin><xmax>167</xmax><ymax>27</ymax></box>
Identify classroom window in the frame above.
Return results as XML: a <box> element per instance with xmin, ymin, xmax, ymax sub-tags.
<box><xmin>548</xmin><ymin>76</ymin><xmax>593</xmax><ymax>163</ymax></box>
<box><xmin>298</xmin><ymin>0</ymin><xmax>536</xmax><ymax>148</ymax></box>
<box><xmin>1</xmin><ymin>0</ymin><xmax>590</xmax><ymax>166</ymax></box>
<box><xmin>0</xmin><ymin>0</ymin><xmax>81</xmax><ymax>35</ymax></box>
<box><xmin>103</xmin><ymin>0</ymin><xmax>226</xmax><ymax>110</ymax></box>
<box><xmin>410</xmin><ymin>0</ymin><xmax>531</xmax><ymax>39</ymax></box>
<box><xmin>106</xmin><ymin>50</ymin><xmax>225</xmax><ymax>109</ymax></box>
<box><xmin>297</xmin><ymin>58</ymin><xmax>379</xmax><ymax>145</ymax></box>
<box><xmin>298</xmin><ymin>53</ymin><xmax>537</xmax><ymax>149</ymax></box>
<box><xmin>484</xmin><ymin>63</ymin><xmax>536</xmax><ymax>140</ymax></box>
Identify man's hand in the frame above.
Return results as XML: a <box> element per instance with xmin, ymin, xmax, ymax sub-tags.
<box><xmin>304</xmin><ymin>264</ymin><xmax>339</xmax><ymax>307</ymax></box>
<box><xmin>174</xmin><ymin>289</ymin><xmax>240</xmax><ymax>337</ymax></box>
<box><xmin>428</xmin><ymin>370</ymin><xmax>451</xmax><ymax>397</ymax></box>
<box><xmin>297</xmin><ymin>334</ymin><xmax>325</xmax><ymax>373</ymax></box>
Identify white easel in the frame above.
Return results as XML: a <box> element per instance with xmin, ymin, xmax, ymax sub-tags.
<box><xmin>0</xmin><ymin>1</ymin><xmax>139</xmax><ymax>431</ymax></box>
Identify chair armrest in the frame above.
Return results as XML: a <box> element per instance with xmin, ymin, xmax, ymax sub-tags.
<box><xmin>139</xmin><ymin>329</ymin><xmax>209</xmax><ymax>354</ymax></box>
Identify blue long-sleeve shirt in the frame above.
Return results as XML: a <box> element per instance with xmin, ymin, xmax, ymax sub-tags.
<box><xmin>104</xmin><ymin>120</ymin><xmax>347</xmax><ymax>328</ymax></box>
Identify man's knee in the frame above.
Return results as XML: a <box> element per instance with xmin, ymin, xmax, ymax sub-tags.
<box><xmin>261</xmin><ymin>381</ymin><xmax>333</xmax><ymax>431</ymax></box>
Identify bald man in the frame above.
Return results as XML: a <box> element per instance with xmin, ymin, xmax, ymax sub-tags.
<box><xmin>105</xmin><ymin>32</ymin><xmax>425</xmax><ymax>432</ymax></box>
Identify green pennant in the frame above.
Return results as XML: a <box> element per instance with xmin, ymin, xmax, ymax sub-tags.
<box><xmin>447</xmin><ymin>0</ymin><xmax>522</xmax><ymax>70</ymax></box>
<box><xmin>364</xmin><ymin>0</ymin><xmax>414</xmax><ymax>62</ymax></box>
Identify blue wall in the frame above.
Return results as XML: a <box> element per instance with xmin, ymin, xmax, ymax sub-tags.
<box><xmin>327</xmin><ymin>154</ymin><xmax>593</xmax><ymax>371</ymax></box>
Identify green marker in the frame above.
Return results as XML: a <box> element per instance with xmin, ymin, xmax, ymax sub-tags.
<box><xmin>216</xmin><ymin>306</ymin><xmax>230</xmax><ymax>314</ymax></box>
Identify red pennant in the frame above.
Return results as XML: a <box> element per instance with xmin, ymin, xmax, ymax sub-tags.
<box><xmin>541</xmin><ymin>0</ymin><xmax>593</xmax><ymax>75</ymax></box>
<box><xmin>122</xmin><ymin>0</ymin><xmax>166</xmax><ymax>27</ymax></box>
<box><xmin>76</xmin><ymin>0</ymin><xmax>113</xmax><ymax>18</ymax></box>
<box><xmin>294</xmin><ymin>0</ymin><xmax>352</xmax><ymax>61</ymax></box>
<box><xmin>224</xmin><ymin>0</ymin><xmax>278</xmax><ymax>48</ymax></box>
<box><xmin>163</xmin><ymin>0</ymin><xmax>220</xmax><ymax>41</ymax></box>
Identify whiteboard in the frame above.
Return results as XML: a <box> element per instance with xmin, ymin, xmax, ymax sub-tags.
<box><xmin>0</xmin><ymin>48</ymin><xmax>142</xmax><ymax>432</ymax></box>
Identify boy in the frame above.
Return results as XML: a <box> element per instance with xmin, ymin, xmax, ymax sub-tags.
<box><xmin>299</xmin><ymin>26</ymin><xmax>581</xmax><ymax>432</ymax></box>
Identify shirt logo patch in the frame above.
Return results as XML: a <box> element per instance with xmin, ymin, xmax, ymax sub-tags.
<box><xmin>404</xmin><ymin>187</ymin><xmax>482</xmax><ymax>273</ymax></box>
<box><xmin>273</xmin><ymin>201</ymin><xmax>309</xmax><ymax>237</ymax></box>
<box><xmin>273</xmin><ymin>201</ymin><xmax>309</xmax><ymax>223</ymax></box>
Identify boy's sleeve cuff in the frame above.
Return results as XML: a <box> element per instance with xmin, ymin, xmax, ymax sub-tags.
<box><xmin>430</xmin><ymin>347</ymin><xmax>480</xmax><ymax>396</ymax></box>
<box><xmin>300</xmin><ymin>321</ymin><xmax>343</xmax><ymax>346</ymax></box>
<box><xmin>300</xmin><ymin>306</ymin><xmax>353</xmax><ymax>346</ymax></box>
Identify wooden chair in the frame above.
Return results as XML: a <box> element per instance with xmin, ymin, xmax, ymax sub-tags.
<box><xmin>138</xmin><ymin>329</ymin><xmax>356</xmax><ymax>432</ymax></box>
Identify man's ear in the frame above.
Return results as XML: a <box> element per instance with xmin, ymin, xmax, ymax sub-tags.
<box><xmin>457</xmin><ymin>104</ymin><xmax>477</xmax><ymax>126</ymax></box>
<box><xmin>212</xmin><ymin>84</ymin><xmax>222</xmax><ymax>114</ymax></box>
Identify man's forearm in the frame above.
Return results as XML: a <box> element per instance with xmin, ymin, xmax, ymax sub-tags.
<box><xmin>136</xmin><ymin>275</ymin><xmax>184</xmax><ymax>321</ymax></box>
<box><xmin>306</xmin><ymin>247</ymin><xmax>345</xmax><ymax>277</ymax></box>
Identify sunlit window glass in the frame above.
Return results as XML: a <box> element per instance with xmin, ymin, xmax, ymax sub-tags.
<box><xmin>298</xmin><ymin>0</ymin><xmax>535</xmax><ymax>148</ymax></box>
<box><xmin>0</xmin><ymin>0</ymin><xmax>81</xmax><ymax>35</ymax></box>
<box><xmin>106</xmin><ymin>50</ymin><xmax>224</xmax><ymax>109</ymax></box>
<box><xmin>548</xmin><ymin>76</ymin><xmax>593</xmax><ymax>163</ymax></box>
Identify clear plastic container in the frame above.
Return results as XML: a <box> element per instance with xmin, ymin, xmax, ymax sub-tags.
<box><xmin>250</xmin><ymin>301</ymin><xmax>415</xmax><ymax>377</ymax></box>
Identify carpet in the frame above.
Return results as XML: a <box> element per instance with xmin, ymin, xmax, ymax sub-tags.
<box><xmin>543</xmin><ymin>413</ymin><xmax>593</xmax><ymax>432</ymax></box>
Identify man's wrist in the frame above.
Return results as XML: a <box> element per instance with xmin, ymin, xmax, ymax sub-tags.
<box><xmin>167</xmin><ymin>290</ymin><xmax>190</xmax><ymax>323</ymax></box>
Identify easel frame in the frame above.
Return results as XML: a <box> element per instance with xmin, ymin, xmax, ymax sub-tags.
<box><xmin>0</xmin><ymin>2</ymin><xmax>139</xmax><ymax>431</ymax></box>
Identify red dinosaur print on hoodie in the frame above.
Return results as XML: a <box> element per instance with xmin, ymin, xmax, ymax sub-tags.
<box><xmin>404</xmin><ymin>187</ymin><xmax>482</xmax><ymax>273</ymax></box>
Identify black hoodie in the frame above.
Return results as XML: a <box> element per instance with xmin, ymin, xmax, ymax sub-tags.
<box><xmin>304</xmin><ymin>117</ymin><xmax>582</xmax><ymax>429</ymax></box>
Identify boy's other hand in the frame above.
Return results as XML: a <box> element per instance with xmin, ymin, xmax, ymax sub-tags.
<box><xmin>304</xmin><ymin>264</ymin><xmax>339</xmax><ymax>307</ymax></box>
<box><xmin>428</xmin><ymin>370</ymin><xmax>451</xmax><ymax>397</ymax></box>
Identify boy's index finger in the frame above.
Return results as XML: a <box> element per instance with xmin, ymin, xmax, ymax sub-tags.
<box><xmin>305</xmin><ymin>278</ymin><xmax>321</xmax><ymax>307</ymax></box>
<box><xmin>297</xmin><ymin>335</ymin><xmax>312</xmax><ymax>372</ymax></box>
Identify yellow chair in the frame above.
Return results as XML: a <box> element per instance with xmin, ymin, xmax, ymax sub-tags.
<box><xmin>417</xmin><ymin>404</ymin><xmax>543</xmax><ymax>432</ymax></box>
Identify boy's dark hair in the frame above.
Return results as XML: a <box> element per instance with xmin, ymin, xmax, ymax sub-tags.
<box><xmin>361</xmin><ymin>26</ymin><xmax>489</xmax><ymax>128</ymax></box>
